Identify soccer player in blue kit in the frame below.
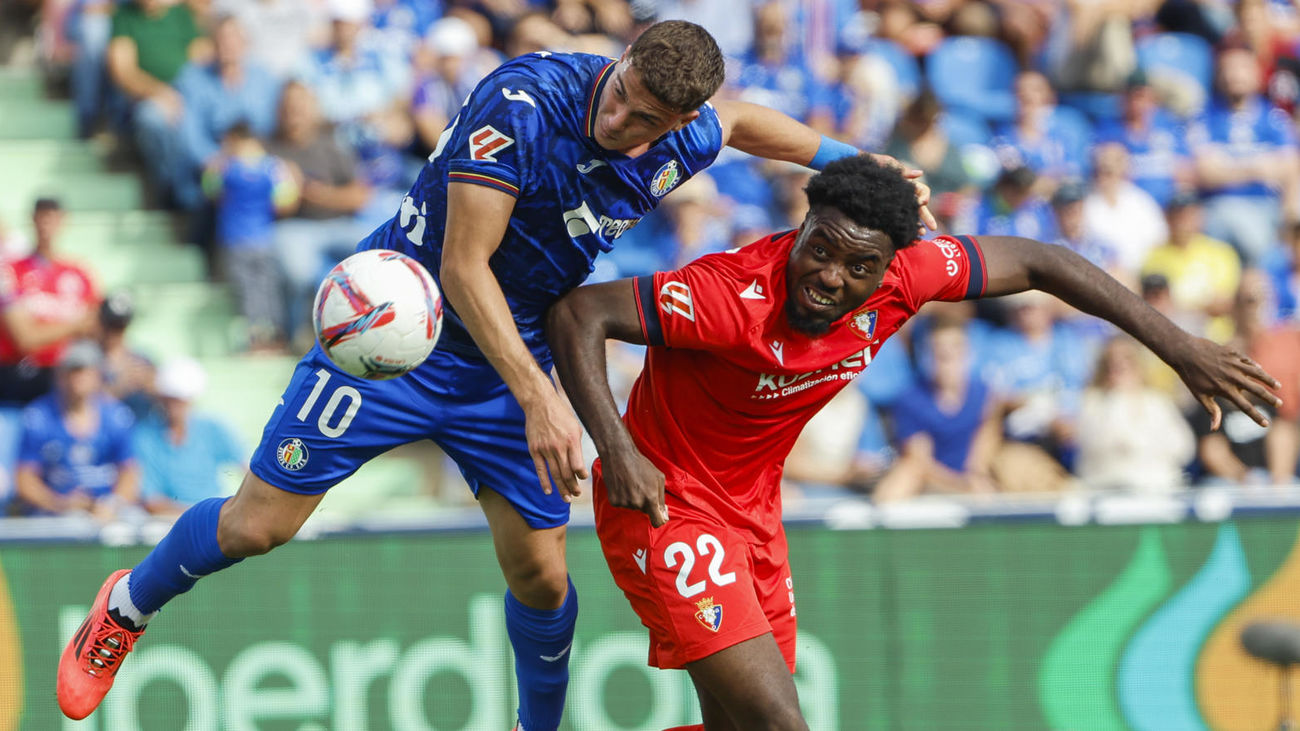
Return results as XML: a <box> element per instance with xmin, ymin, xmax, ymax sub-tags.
<box><xmin>57</xmin><ymin>20</ymin><xmax>934</xmax><ymax>728</ymax></box>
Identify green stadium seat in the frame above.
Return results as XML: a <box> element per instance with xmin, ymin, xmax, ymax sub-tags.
<box><xmin>0</xmin><ymin>140</ymin><xmax>100</xmax><ymax>175</ymax></box>
<box><xmin>0</xmin><ymin>68</ymin><xmax>46</xmax><ymax>102</ymax></box>
<box><xmin>127</xmin><ymin>282</ymin><xmax>242</xmax><ymax>359</ymax></box>
<box><xmin>0</xmin><ymin>100</ymin><xmax>76</xmax><ymax>140</ymax></box>
<box><xmin>0</xmin><ymin>171</ymin><xmax>142</xmax><ymax>211</ymax></box>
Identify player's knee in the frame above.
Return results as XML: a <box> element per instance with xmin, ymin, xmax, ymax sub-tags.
<box><xmin>504</xmin><ymin>556</ymin><xmax>569</xmax><ymax>609</ymax></box>
<box><xmin>217</xmin><ymin>516</ymin><xmax>295</xmax><ymax>557</ymax></box>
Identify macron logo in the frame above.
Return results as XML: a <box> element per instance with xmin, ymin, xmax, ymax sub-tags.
<box><xmin>469</xmin><ymin>125</ymin><xmax>514</xmax><ymax>162</ymax></box>
<box><xmin>576</xmin><ymin>159</ymin><xmax>607</xmax><ymax>175</ymax></box>
<box><xmin>740</xmin><ymin>280</ymin><xmax>765</xmax><ymax>300</ymax></box>
<box><xmin>633</xmin><ymin>549</ymin><xmax>647</xmax><ymax>574</ymax></box>
<box><xmin>769</xmin><ymin>340</ymin><xmax>784</xmax><ymax>365</ymax></box>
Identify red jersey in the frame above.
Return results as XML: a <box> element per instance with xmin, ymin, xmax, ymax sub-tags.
<box><xmin>623</xmin><ymin>231</ymin><xmax>986</xmax><ymax>541</ymax></box>
<box><xmin>0</xmin><ymin>253</ymin><xmax>98</xmax><ymax>367</ymax></box>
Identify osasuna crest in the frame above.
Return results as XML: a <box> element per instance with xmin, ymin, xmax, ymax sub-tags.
<box><xmin>277</xmin><ymin>438</ymin><xmax>309</xmax><ymax>471</ymax></box>
<box><xmin>849</xmin><ymin>308</ymin><xmax>878</xmax><ymax>341</ymax></box>
<box><xmin>650</xmin><ymin>160</ymin><xmax>681</xmax><ymax>197</ymax></box>
<box><xmin>695</xmin><ymin>596</ymin><xmax>723</xmax><ymax>633</ymax></box>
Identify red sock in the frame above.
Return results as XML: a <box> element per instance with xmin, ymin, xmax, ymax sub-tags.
<box><xmin>662</xmin><ymin>726</ymin><xmax>705</xmax><ymax>731</ymax></box>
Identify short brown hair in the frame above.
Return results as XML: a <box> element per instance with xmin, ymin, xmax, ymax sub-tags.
<box><xmin>627</xmin><ymin>20</ymin><xmax>725</xmax><ymax>113</ymax></box>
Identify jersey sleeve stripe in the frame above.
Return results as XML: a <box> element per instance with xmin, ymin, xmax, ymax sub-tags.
<box><xmin>585</xmin><ymin>62</ymin><xmax>616</xmax><ymax>139</ymax></box>
<box><xmin>634</xmin><ymin>275</ymin><xmax>665</xmax><ymax>347</ymax></box>
<box><xmin>447</xmin><ymin>171</ymin><xmax>521</xmax><ymax>196</ymax></box>
<box><xmin>955</xmin><ymin>235</ymin><xmax>986</xmax><ymax>299</ymax></box>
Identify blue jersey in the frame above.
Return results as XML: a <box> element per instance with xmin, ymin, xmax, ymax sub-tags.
<box><xmin>1190</xmin><ymin>96</ymin><xmax>1297</xmax><ymax>199</ymax></box>
<box><xmin>1096</xmin><ymin>110</ymin><xmax>1190</xmax><ymax>207</ymax></box>
<box><xmin>363</xmin><ymin>52</ymin><xmax>725</xmax><ymax>360</ymax></box>
<box><xmin>17</xmin><ymin>393</ymin><xmax>135</xmax><ymax>509</ymax></box>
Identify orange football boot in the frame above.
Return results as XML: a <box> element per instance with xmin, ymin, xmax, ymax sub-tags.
<box><xmin>57</xmin><ymin>569</ymin><xmax>145</xmax><ymax>720</ymax></box>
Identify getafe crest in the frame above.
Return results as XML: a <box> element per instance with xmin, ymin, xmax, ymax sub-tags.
<box><xmin>849</xmin><ymin>308</ymin><xmax>878</xmax><ymax>341</ymax></box>
<box><xmin>650</xmin><ymin>160</ymin><xmax>681</xmax><ymax>197</ymax></box>
<box><xmin>276</xmin><ymin>438</ymin><xmax>309</xmax><ymax>471</ymax></box>
<box><xmin>695</xmin><ymin>597</ymin><xmax>723</xmax><ymax>633</ymax></box>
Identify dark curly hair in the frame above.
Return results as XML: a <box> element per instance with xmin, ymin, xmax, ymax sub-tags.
<box><xmin>628</xmin><ymin>21</ymin><xmax>725</xmax><ymax>113</ymax></box>
<box><xmin>804</xmin><ymin>155</ymin><xmax>921</xmax><ymax>253</ymax></box>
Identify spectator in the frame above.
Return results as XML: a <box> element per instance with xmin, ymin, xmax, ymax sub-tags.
<box><xmin>133</xmin><ymin>357</ymin><xmax>244</xmax><ymax>516</ymax></box>
<box><xmin>298</xmin><ymin>0</ymin><xmax>408</xmax><ymax>126</ymax></box>
<box><xmin>0</xmin><ymin>199</ymin><xmax>99</xmax><ymax>406</ymax></box>
<box><xmin>1095</xmin><ymin>70</ymin><xmax>1195</xmax><ymax>207</ymax></box>
<box><xmin>973</xmin><ymin>164</ymin><xmax>1060</xmax><ymax>241</ymax></box>
<box><xmin>1051</xmin><ymin>179</ymin><xmax>1122</xmax><ymax>277</ymax></box>
<box><xmin>503</xmin><ymin>11</ymin><xmax>572</xmax><ymax>58</ymax></box>
<box><xmin>1234</xmin><ymin>0</ymin><xmax>1300</xmax><ymax>114</ymax></box>
<box><xmin>1140</xmin><ymin>191</ymin><xmax>1241</xmax><ymax>341</ymax></box>
<box><xmin>832</xmin><ymin>52</ymin><xmax>903</xmax><ymax>153</ymax></box>
<box><xmin>984</xmin><ymin>290</ymin><xmax>1095</xmax><ymax>470</ymax></box>
<box><xmin>1191</xmin><ymin>44</ymin><xmax>1300</xmax><ymax>265</ymax></box>
<box><xmin>13</xmin><ymin>341</ymin><xmax>139</xmax><ymax>519</ymax></box>
<box><xmin>1082</xmin><ymin>142</ymin><xmax>1169</xmax><ymax>275</ymax></box>
<box><xmin>1192</xmin><ymin>269</ymin><xmax>1300</xmax><ymax>485</ymax></box>
<box><xmin>96</xmin><ymin>291</ymin><xmax>155</xmax><ymax>420</ymax></box>
<box><xmin>412</xmin><ymin>16</ymin><xmax>490</xmax><ymax>158</ymax></box>
<box><xmin>67</xmin><ymin>0</ymin><xmax>117</xmax><ymax>137</ymax></box>
<box><xmin>214</xmin><ymin>0</ymin><xmax>327</xmax><ymax>81</ymax></box>
<box><xmin>991</xmin><ymin>71</ymin><xmax>1089</xmax><ymax>187</ymax></box>
<box><xmin>550</xmin><ymin>0</ymin><xmax>633</xmax><ymax>39</ymax></box>
<box><xmin>202</xmin><ymin>121</ymin><xmax>299</xmax><ymax>352</ymax></box>
<box><xmin>267</xmin><ymin>81</ymin><xmax>373</xmax><ymax>347</ymax></box>
<box><xmin>655</xmin><ymin>0</ymin><xmax>754</xmax><ymax>58</ymax></box>
<box><xmin>1265</xmin><ymin>221</ymin><xmax>1300</xmax><ymax>321</ymax></box>
<box><xmin>107</xmin><ymin>0</ymin><xmax>207</xmax><ymax>207</ymax></box>
<box><xmin>875</xmin><ymin>321</ymin><xmax>1000</xmax><ymax>502</ymax></box>
<box><xmin>1044</xmin><ymin>0</ymin><xmax>1140</xmax><ymax>93</ymax></box>
<box><xmin>884</xmin><ymin>89</ymin><xmax>976</xmax><ymax>228</ymax></box>
<box><xmin>729</xmin><ymin>2</ymin><xmax>834</xmax><ymax>133</ymax></box>
<box><xmin>297</xmin><ymin>0</ymin><xmax>413</xmax><ymax>215</ymax></box>
<box><xmin>174</xmin><ymin>14</ymin><xmax>283</xmax><ymax>211</ymax></box>
<box><xmin>1075</xmin><ymin>336</ymin><xmax>1195</xmax><ymax>492</ymax></box>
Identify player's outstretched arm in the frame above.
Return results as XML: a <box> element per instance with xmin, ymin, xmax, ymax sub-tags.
<box><xmin>547</xmin><ymin>280</ymin><xmax>669</xmax><ymax>526</ymax></box>
<box><xmin>978</xmin><ymin>235</ymin><xmax>1282</xmax><ymax>429</ymax></box>
<box><xmin>441</xmin><ymin>182</ymin><xmax>589</xmax><ymax>499</ymax></box>
<box><xmin>712</xmin><ymin>100</ymin><xmax>937</xmax><ymax>230</ymax></box>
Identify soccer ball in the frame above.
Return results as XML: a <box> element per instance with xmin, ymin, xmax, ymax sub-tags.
<box><xmin>313</xmin><ymin>250</ymin><xmax>443</xmax><ymax>380</ymax></box>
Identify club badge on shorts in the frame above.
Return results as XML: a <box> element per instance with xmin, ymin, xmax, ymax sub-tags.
<box><xmin>695</xmin><ymin>597</ymin><xmax>723</xmax><ymax>633</ymax></box>
<box><xmin>277</xmin><ymin>438</ymin><xmax>309</xmax><ymax>471</ymax></box>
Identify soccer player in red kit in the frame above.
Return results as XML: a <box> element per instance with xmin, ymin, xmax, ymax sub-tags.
<box><xmin>547</xmin><ymin>155</ymin><xmax>1282</xmax><ymax>730</ymax></box>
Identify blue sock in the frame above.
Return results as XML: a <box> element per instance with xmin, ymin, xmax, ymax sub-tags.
<box><xmin>128</xmin><ymin>497</ymin><xmax>243</xmax><ymax>614</ymax></box>
<box><xmin>505</xmin><ymin>576</ymin><xmax>578</xmax><ymax>731</ymax></box>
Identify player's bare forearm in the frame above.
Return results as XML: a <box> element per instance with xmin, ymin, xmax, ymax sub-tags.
<box><xmin>547</xmin><ymin>280</ymin><xmax>645</xmax><ymax>458</ymax></box>
<box><xmin>549</xmin><ymin>280</ymin><xmax>668</xmax><ymax>524</ymax></box>
<box><xmin>981</xmin><ymin>235</ymin><xmax>1282</xmax><ymax>425</ymax></box>
<box><xmin>714</xmin><ymin>100</ymin><xmax>824</xmax><ymax>166</ymax></box>
<box><xmin>440</xmin><ymin>183</ymin><xmax>553</xmax><ymax>406</ymax></box>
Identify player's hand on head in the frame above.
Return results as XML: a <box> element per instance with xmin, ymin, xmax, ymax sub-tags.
<box><xmin>866</xmin><ymin>153</ymin><xmax>937</xmax><ymax>232</ymax></box>
<box><xmin>604</xmin><ymin>450</ymin><xmax>669</xmax><ymax>527</ymax></box>
<box><xmin>524</xmin><ymin>389</ymin><xmax>589</xmax><ymax>501</ymax></box>
<box><xmin>1173</xmin><ymin>337</ymin><xmax>1282</xmax><ymax>429</ymax></box>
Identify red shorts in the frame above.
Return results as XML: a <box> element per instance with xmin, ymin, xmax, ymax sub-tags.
<box><xmin>593</xmin><ymin>475</ymin><xmax>797</xmax><ymax>671</ymax></box>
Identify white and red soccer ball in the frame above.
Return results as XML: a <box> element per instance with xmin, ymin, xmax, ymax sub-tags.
<box><xmin>313</xmin><ymin>250</ymin><xmax>443</xmax><ymax>380</ymax></box>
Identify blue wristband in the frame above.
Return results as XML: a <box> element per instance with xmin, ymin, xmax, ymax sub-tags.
<box><xmin>808</xmin><ymin>136</ymin><xmax>860</xmax><ymax>170</ymax></box>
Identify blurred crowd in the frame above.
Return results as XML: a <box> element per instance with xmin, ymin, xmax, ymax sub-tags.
<box><xmin>4</xmin><ymin>0</ymin><xmax>1300</xmax><ymax>520</ymax></box>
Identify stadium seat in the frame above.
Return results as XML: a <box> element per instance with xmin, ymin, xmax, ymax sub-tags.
<box><xmin>0</xmin><ymin>171</ymin><xmax>143</xmax><ymax>212</ymax></box>
<box><xmin>0</xmin><ymin>99</ymin><xmax>76</xmax><ymax>140</ymax></box>
<box><xmin>926</xmin><ymin>36</ymin><xmax>1019</xmax><ymax>124</ymax></box>
<box><xmin>862</xmin><ymin>38</ymin><xmax>922</xmax><ymax>100</ymax></box>
<box><xmin>1137</xmin><ymin>32</ymin><xmax>1214</xmax><ymax>98</ymax></box>
<box><xmin>0</xmin><ymin>140</ymin><xmax>101</xmax><ymax>175</ymax></box>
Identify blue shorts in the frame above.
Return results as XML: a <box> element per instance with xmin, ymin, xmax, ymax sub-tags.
<box><xmin>249</xmin><ymin>344</ymin><xmax>569</xmax><ymax>529</ymax></box>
